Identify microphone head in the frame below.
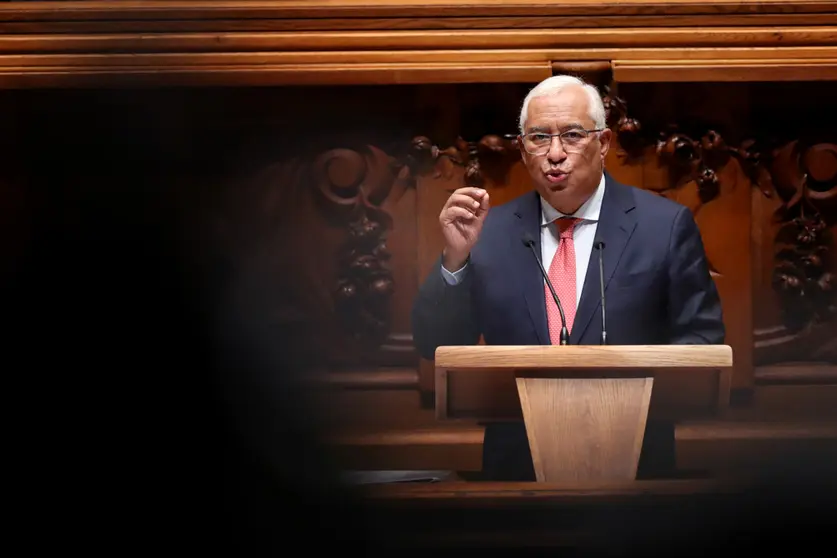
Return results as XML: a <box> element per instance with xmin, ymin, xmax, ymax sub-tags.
<box><xmin>595</xmin><ymin>241</ymin><xmax>606</xmax><ymax>250</ymax></box>
<box><xmin>521</xmin><ymin>233</ymin><xmax>536</xmax><ymax>247</ymax></box>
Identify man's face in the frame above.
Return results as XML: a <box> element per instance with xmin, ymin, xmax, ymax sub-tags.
<box><xmin>518</xmin><ymin>86</ymin><xmax>612</xmax><ymax>215</ymax></box>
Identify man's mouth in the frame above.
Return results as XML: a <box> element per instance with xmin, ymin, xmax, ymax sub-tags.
<box><xmin>544</xmin><ymin>169</ymin><xmax>569</xmax><ymax>184</ymax></box>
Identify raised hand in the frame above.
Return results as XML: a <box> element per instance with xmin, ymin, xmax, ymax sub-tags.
<box><xmin>439</xmin><ymin>187</ymin><xmax>490</xmax><ymax>271</ymax></box>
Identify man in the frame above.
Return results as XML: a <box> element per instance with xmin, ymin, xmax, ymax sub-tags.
<box><xmin>411</xmin><ymin>74</ymin><xmax>725</xmax><ymax>481</ymax></box>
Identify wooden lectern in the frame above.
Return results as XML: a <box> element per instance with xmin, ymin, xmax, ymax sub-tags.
<box><xmin>435</xmin><ymin>345</ymin><xmax>733</xmax><ymax>482</ymax></box>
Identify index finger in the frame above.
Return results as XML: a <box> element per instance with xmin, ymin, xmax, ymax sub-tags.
<box><xmin>450</xmin><ymin>187</ymin><xmax>487</xmax><ymax>202</ymax></box>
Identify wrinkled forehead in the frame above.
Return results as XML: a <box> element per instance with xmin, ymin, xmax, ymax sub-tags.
<box><xmin>524</xmin><ymin>89</ymin><xmax>592</xmax><ymax>132</ymax></box>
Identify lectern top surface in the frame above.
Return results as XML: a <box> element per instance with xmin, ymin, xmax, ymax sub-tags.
<box><xmin>434</xmin><ymin>344</ymin><xmax>733</xmax><ymax>369</ymax></box>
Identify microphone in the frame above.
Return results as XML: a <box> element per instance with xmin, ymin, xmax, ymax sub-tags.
<box><xmin>594</xmin><ymin>241</ymin><xmax>607</xmax><ymax>345</ymax></box>
<box><xmin>521</xmin><ymin>233</ymin><xmax>569</xmax><ymax>345</ymax></box>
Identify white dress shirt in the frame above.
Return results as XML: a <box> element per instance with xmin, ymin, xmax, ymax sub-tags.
<box><xmin>441</xmin><ymin>173</ymin><xmax>606</xmax><ymax>306</ymax></box>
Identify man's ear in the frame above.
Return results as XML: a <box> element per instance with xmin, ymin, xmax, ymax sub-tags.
<box><xmin>598</xmin><ymin>128</ymin><xmax>613</xmax><ymax>159</ymax></box>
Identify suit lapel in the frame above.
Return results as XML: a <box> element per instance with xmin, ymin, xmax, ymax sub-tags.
<box><xmin>512</xmin><ymin>191</ymin><xmax>550</xmax><ymax>345</ymax></box>
<box><xmin>571</xmin><ymin>175</ymin><xmax>638</xmax><ymax>344</ymax></box>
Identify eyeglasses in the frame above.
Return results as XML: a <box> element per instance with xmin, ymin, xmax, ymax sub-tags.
<box><xmin>520</xmin><ymin>128</ymin><xmax>603</xmax><ymax>155</ymax></box>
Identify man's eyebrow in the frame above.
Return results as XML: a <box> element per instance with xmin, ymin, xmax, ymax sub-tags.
<box><xmin>525</xmin><ymin>123</ymin><xmax>585</xmax><ymax>134</ymax></box>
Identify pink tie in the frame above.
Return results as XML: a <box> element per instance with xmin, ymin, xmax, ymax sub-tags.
<box><xmin>545</xmin><ymin>218</ymin><xmax>579</xmax><ymax>344</ymax></box>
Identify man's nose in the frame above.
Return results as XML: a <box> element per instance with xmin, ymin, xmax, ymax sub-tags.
<box><xmin>547</xmin><ymin>136</ymin><xmax>567</xmax><ymax>162</ymax></box>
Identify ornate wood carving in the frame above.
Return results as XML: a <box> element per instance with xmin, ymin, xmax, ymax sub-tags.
<box><xmin>603</xmin><ymin>87</ymin><xmax>836</xmax><ymax>335</ymax></box>
<box><xmin>605</xmin><ymin>86</ymin><xmax>743</xmax><ymax>206</ymax></box>
<box><xmin>412</xmin><ymin>134</ymin><xmax>522</xmax><ymax>189</ymax></box>
<box><xmin>314</xmin><ymin>146</ymin><xmax>399</xmax><ymax>345</ymax></box>
<box><xmin>313</xmin><ymin>135</ymin><xmax>520</xmax><ymax>346</ymax></box>
<box><xmin>767</xmin><ymin>141</ymin><xmax>836</xmax><ymax>331</ymax></box>
<box><xmin>603</xmin><ymin>88</ymin><xmax>729</xmax><ymax>275</ymax></box>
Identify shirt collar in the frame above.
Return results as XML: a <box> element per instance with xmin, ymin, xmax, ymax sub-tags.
<box><xmin>540</xmin><ymin>172</ymin><xmax>606</xmax><ymax>226</ymax></box>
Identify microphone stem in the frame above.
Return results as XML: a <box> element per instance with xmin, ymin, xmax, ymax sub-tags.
<box><xmin>523</xmin><ymin>239</ymin><xmax>570</xmax><ymax>345</ymax></box>
<box><xmin>596</xmin><ymin>241</ymin><xmax>607</xmax><ymax>345</ymax></box>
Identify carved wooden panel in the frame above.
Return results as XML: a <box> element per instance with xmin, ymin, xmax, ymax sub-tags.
<box><xmin>744</xmin><ymin>82</ymin><xmax>837</xmax><ymax>370</ymax></box>
<box><xmin>606</xmin><ymin>82</ymin><xmax>836</xmax><ymax>379</ymax></box>
<box><xmin>196</xmin><ymin>83</ymin><xmax>533</xmax><ymax>376</ymax></box>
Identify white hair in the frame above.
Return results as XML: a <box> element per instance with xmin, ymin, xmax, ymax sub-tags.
<box><xmin>518</xmin><ymin>74</ymin><xmax>606</xmax><ymax>134</ymax></box>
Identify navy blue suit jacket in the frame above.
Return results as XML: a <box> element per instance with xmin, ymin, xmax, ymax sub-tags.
<box><xmin>412</xmin><ymin>173</ymin><xmax>725</xmax><ymax>356</ymax></box>
<box><xmin>411</xmin><ymin>173</ymin><xmax>725</xmax><ymax>480</ymax></box>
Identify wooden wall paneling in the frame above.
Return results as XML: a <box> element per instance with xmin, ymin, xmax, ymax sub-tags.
<box><xmin>3</xmin><ymin>2</ymin><xmax>837</xmax><ymax>88</ymax></box>
<box><xmin>613</xmin><ymin>60</ymin><xmax>837</xmax><ymax>82</ymax></box>
<box><xmin>211</xmin><ymin>85</ymin><xmax>447</xmax><ymax>371</ymax></box>
<box><xmin>6</xmin><ymin>15</ymin><xmax>837</xmax><ymax>34</ymax></box>
<box><xmin>740</xmin><ymin>82</ymin><xmax>837</xmax><ymax>381</ymax></box>
<box><xmin>7</xmin><ymin>49</ymin><xmax>837</xmax><ymax>88</ymax></box>
<box><xmin>3</xmin><ymin>1</ymin><xmax>836</xmax><ymax>24</ymax></box>
<box><xmin>5</xmin><ymin>48</ymin><xmax>837</xmax><ymax>64</ymax></box>
<box><xmin>7</xmin><ymin>28</ymin><xmax>837</xmax><ymax>54</ymax></box>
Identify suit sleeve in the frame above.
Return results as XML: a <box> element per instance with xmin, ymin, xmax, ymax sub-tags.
<box><xmin>666</xmin><ymin>206</ymin><xmax>726</xmax><ymax>344</ymax></box>
<box><xmin>411</xmin><ymin>255</ymin><xmax>482</xmax><ymax>360</ymax></box>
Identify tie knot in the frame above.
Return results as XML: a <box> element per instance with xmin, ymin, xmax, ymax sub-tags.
<box><xmin>555</xmin><ymin>217</ymin><xmax>579</xmax><ymax>239</ymax></box>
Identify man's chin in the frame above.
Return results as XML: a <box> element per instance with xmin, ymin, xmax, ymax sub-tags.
<box><xmin>541</xmin><ymin>180</ymin><xmax>570</xmax><ymax>194</ymax></box>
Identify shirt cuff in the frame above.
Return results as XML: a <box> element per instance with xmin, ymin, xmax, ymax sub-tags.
<box><xmin>440</xmin><ymin>262</ymin><xmax>469</xmax><ymax>285</ymax></box>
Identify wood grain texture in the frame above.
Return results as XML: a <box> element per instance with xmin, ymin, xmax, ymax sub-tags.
<box><xmin>614</xmin><ymin>59</ymin><xmax>837</xmax><ymax>81</ymax></box>
<box><xmin>328</xmin><ymin>426</ymin><xmax>485</xmax><ymax>446</ymax></box>
<box><xmin>435</xmin><ymin>346</ymin><xmax>732</xmax><ymax>425</ymax></box>
<box><xmin>435</xmin><ymin>345</ymin><xmax>734</xmax><ymax>369</ymax></box>
<box><xmin>677</xmin><ymin>420</ymin><xmax>837</xmax><ymax>441</ymax></box>
<box><xmin>2</xmin><ymin>1</ymin><xmax>835</xmax><ymax>21</ymax></box>
<box><xmin>0</xmin><ymin>62</ymin><xmax>553</xmax><ymax>88</ymax></box>
<box><xmin>517</xmin><ymin>376</ymin><xmax>652</xmax><ymax>482</ymax></box>
<box><xmin>362</xmin><ymin>478</ymin><xmax>739</xmax><ymax>499</ymax></box>
<box><xmin>3</xmin><ymin>28</ymin><xmax>837</xmax><ymax>53</ymax></box>
<box><xmin>3</xmin><ymin>47</ymin><xmax>837</xmax><ymax>70</ymax></box>
<box><xmin>2</xmin><ymin>2</ymin><xmax>837</xmax><ymax>86</ymax></box>
<box><xmin>5</xmin><ymin>15</ymin><xmax>837</xmax><ymax>34</ymax></box>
